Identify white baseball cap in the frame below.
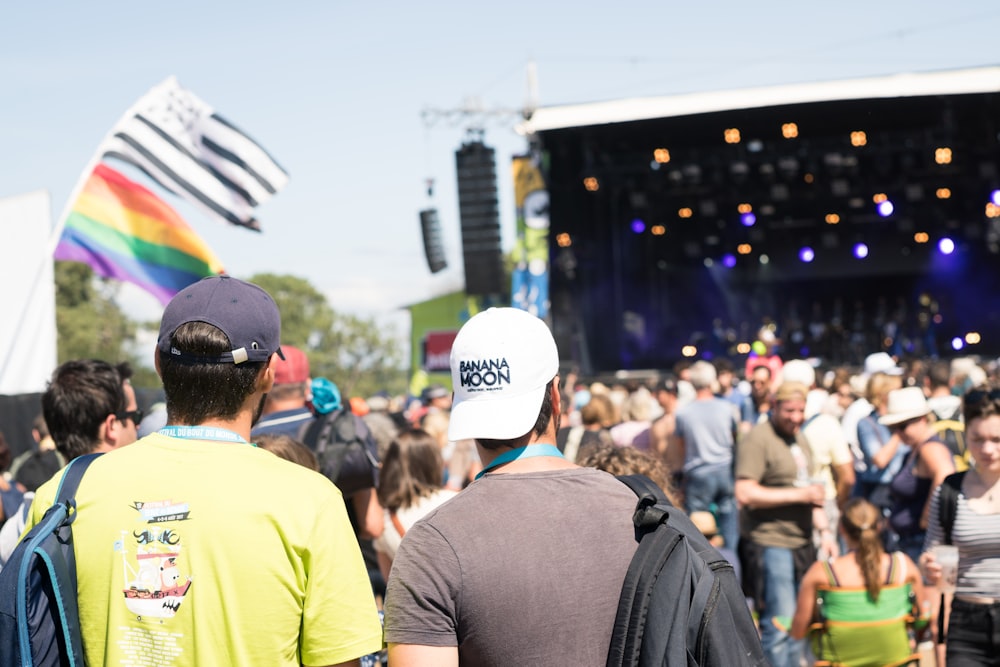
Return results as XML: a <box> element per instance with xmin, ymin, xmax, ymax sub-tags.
<box><xmin>448</xmin><ymin>308</ymin><xmax>559</xmax><ymax>441</ymax></box>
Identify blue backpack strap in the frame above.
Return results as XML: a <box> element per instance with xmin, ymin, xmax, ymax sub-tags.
<box><xmin>54</xmin><ymin>453</ymin><xmax>102</xmax><ymax>506</ymax></box>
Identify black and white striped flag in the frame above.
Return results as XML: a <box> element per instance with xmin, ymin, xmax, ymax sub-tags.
<box><xmin>100</xmin><ymin>76</ymin><xmax>288</xmax><ymax>231</ymax></box>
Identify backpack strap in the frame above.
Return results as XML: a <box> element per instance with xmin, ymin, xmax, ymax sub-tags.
<box><xmin>55</xmin><ymin>453</ymin><xmax>101</xmax><ymax>506</ymax></box>
<box><xmin>939</xmin><ymin>471</ymin><xmax>966</xmax><ymax>546</ymax></box>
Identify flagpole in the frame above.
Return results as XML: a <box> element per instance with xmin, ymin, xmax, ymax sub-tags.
<box><xmin>0</xmin><ymin>77</ymin><xmax>173</xmax><ymax>386</ymax></box>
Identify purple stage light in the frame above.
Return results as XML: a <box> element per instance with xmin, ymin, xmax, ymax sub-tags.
<box><xmin>877</xmin><ymin>200</ymin><xmax>894</xmax><ymax>217</ymax></box>
<box><xmin>952</xmin><ymin>337</ymin><xmax>965</xmax><ymax>351</ymax></box>
<box><xmin>740</xmin><ymin>212</ymin><xmax>756</xmax><ymax>227</ymax></box>
<box><xmin>722</xmin><ymin>253</ymin><xmax>737</xmax><ymax>268</ymax></box>
<box><xmin>938</xmin><ymin>237</ymin><xmax>955</xmax><ymax>255</ymax></box>
<box><xmin>992</xmin><ymin>189</ymin><xmax>1000</xmax><ymax>206</ymax></box>
<box><xmin>799</xmin><ymin>246</ymin><xmax>815</xmax><ymax>263</ymax></box>
<box><xmin>853</xmin><ymin>243</ymin><xmax>869</xmax><ymax>259</ymax></box>
<box><xmin>630</xmin><ymin>218</ymin><xmax>645</xmax><ymax>234</ymax></box>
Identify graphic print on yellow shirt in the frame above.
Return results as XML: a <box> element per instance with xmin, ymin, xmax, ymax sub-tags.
<box><xmin>115</xmin><ymin>499</ymin><xmax>193</xmax><ymax>620</ymax></box>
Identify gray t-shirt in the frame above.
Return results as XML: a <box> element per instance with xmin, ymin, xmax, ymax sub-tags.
<box><xmin>384</xmin><ymin>467</ymin><xmax>638</xmax><ymax>666</ymax></box>
<box><xmin>675</xmin><ymin>398</ymin><xmax>738</xmax><ymax>471</ymax></box>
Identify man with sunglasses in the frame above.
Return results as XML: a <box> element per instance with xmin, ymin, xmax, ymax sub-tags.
<box><xmin>0</xmin><ymin>359</ymin><xmax>138</xmax><ymax>568</ymax></box>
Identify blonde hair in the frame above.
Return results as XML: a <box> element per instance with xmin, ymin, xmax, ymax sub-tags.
<box><xmin>866</xmin><ymin>373</ymin><xmax>903</xmax><ymax>410</ymax></box>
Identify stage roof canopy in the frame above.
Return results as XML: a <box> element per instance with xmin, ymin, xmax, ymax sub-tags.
<box><xmin>518</xmin><ymin>66</ymin><xmax>1000</xmax><ymax>134</ymax></box>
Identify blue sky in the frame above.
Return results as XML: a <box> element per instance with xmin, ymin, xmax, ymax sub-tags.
<box><xmin>2</xmin><ymin>1</ymin><xmax>999</xmax><ymax>327</ymax></box>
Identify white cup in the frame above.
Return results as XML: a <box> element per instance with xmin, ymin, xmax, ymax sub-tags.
<box><xmin>932</xmin><ymin>544</ymin><xmax>959</xmax><ymax>594</ymax></box>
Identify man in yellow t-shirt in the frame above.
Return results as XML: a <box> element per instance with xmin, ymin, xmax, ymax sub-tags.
<box><xmin>27</xmin><ymin>276</ymin><xmax>382</xmax><ymax>667</ymax></box>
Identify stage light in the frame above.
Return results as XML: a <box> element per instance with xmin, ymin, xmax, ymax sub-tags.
<box><xmin>825</xmin><ymin>213</ymin><xmax>840</xmax><ymax>224</ymax></box>
<box><xmin>873</xmin><ymin>193</ymin><xmax>887</xmax><ymax>203</ymax></box>
<box><xmin>653</xmin><ymin>148</ymin><xmax>671</xmax><ymax>163</ymax></box>
<box><xmin>738</xmin><ymin>203</ymin><xmax>752</xmax><ymax>213</ymax></box>
<box><xmin>736</xmin><ymin>343</ymin><xmax>751</xmax><ymax>354</ymax></box>
<box><xmin>799</xmin><ymin>247</ymin><xmax>815</xmax><ymax>263</ymax></box>
<box><xmin>935</xmin><ymin>147</ymin><xmax>953</xmax><ymax>165</ymax></box>
<box><xmin>737</xmin><ymin>244</ymin><xmax>752</xmax><ymax>255</ymax></box>
<box><xmin>804</xmin><ymin>173</ymin><xmax>814</xmax><ymax>183</ymax></box>
<box><xmin>966</xmin><ymin>332</ymin><xmax>982</xmax><ymax>345</ymax></box>
<box><xmin>651</xmin><ymin>225</ymin><xmax>666</xmax><ymax>236</ymax></box>
<box><xmin>741</xmin><ymin>212</ymin><xmax>756</xmax><ymax>227</ymax></box>
<box><xmin>850</xmin><ymin>131</ymin><xmax>867</xmax><ymax>147</ymax></box>
<box><xmin>722</xmin><ymin>253</ymin><xmax>737</xmax><ymax>268</ymax></box>
<box><xmin>724</xmin><ymin>128</ymin><xmax>741</xmax><ymax>144</ymax></box>
<box><xmin>759</xmin><ymin>254</ymin><xmax>770</xmax><ymax>265</ymax></box>
<box><xmin>877</xmin><ymin>200</ymin><xmax>894</xmax><ymax>217</ymax></box>
<box><xmin>583</xmin><ymin>177</ymin><xmax>599</xmax><ymax>191</ymax></box>
<box><xmin>936</xmin><ymin>188</ymin><xmax>952</xmax><ymax>199</ymax></box>
<box><xmin>703</xmin><ymin>258</ymin><xmax>714</xmax><ymax>267</ymax></box>
<box><xmin>556</xmin><ymin>233</ymin><xmax>572</xmax><ymax>247</ymax></box>
<box><xmin>782</xmin><ymin>123</ymin><xmax>799</xmax><ymax>139</ymax></box>
<box><xmin>681</xmin><ymin>345</ymin><xmax>698</xmax><ymax>357</ymax></box>
<box><xmin>992</xmin><ymin>189</ymin><xmax>1000</xmax><ymax>206</ymax></box>
<box><xmin>914</xmin><ymin>232</ymin><xmax>929</xmax><ymax>243</ymax></box>
<box><xmin>952</xmin><ymin>337</ymin><xmax>965</xmax><ymax>351</ymax></box>
<box><xmin>853</xmin><ymin>243</ymin><xmax>869</xmax><ymax>259</ymax></box>
<box><xmin>678</xmin><ymin>207</ymin><xmax>693</xmax><ymax>218</ymax></box>
<box><xmin>987</xmin><ymin>203</ymin><xmax>1000</xmax><ymax>218</ymax></box>
<box><xmin>631</xmin><ymin>219</ymin><xmax>646</xmax><ymax>234</ymax></box>
<box><xmin>938</xmin><ymin>237</ymin><xmax>955</xmax><ymax>255</ymax></box>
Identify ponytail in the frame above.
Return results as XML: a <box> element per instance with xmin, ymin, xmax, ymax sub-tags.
<box><xmin>840</xmin><ymin>498</ymin><xmax>886</xmax><ymax>602</ymax></box>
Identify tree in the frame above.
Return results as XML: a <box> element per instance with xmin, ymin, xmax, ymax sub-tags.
<box><xmin>55</xmin><ymin>261</ymin><xmax>137</xmax><ymax>365</ymax></box>
<box><xmin>247</xmin><ymin>273</ymin><xmax>407</xmax><ymax>398</ymax></box>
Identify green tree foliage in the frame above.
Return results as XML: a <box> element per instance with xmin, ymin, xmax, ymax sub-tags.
<box><xmin>247</xmin><ymin>273</ymin><xmax>407</xmax><ymax>398</ymax></box>
<box><xmin>55</xmin><ymin>261</ymin><xmax>138</xmax><ymax>367</ymax></box>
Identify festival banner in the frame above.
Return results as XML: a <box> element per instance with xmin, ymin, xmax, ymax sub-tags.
<box><xmin>511</xmin><ymin>153</ymin><xmax>550</xmax><ymax>318</ymax></box>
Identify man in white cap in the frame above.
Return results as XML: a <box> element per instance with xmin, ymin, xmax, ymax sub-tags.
<box><xmin>384</xmin><ymin>307</ymin><xmax>640</xmax><ymax>666</ymax></box>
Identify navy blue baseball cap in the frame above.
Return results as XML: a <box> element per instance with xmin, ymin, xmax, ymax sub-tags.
<box><xmin>157</xmin><ymin>275</ymin><xmax>283</xmax><ymax>364</ymax></box>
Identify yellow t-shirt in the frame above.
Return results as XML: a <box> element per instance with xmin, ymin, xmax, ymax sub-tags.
<box><xmin>28</xmin><ymin>433</ymin><xmax>383</xmax><ymax>666</ymax></box>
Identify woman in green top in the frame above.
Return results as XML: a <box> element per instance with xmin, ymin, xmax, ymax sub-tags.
<box><xmin>791</xmin><ymin>498</ymin><xmax>930</xmax><ymax>666</ymax></box>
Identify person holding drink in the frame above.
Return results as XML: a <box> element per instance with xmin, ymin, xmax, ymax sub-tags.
<box><xmin>921</xmin><ymin>386</ymin><xmax>1000</xmax><ymax>666</ymax></box>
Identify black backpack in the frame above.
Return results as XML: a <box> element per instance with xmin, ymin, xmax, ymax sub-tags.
<box><xmin>0</xmin><ymin>453</ymin><xmax>100</xmax><ymax>667</ymax></box>
<box><xmin>298</xmin><ymin>408</ymin><xmax>379</xmax><ymax>497</ymax></box>
<box><xmin>607</xmin><ymin>475</ymin><xmax>767</xmax><ymax>667</ymax></box>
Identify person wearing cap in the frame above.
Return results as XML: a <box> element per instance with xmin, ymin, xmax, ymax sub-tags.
<box><xmin>841</xmin><ymin>352</ymin><xmax>905</xmax><ymax>454</ymax></box>
<box><xmin>735</xmin><ymin>381</ymin><xmax>826</xmax><ymax>667</ymax></box>
<box><xmin>880</xmin><ymin>386</ymin><xmax>955</xmax><ymax>562</ymax></box>
<box><xmin>24</xmin><ymin>276</ymin><xmax>383</xmax><ymax>666</ymax></box>
<box><xmin>2</xmin><ymin>360</ymin><xmax>139</xmax><ymax>570</ymax></box>
<box><xmin>383</xmin><ymin>307</ymin><xmax>640</xmax><ymax>666</ymax></box>
<box><xmin>250</xmin><ymin>344</ymin><xmax>313</xmax><ymax>438</ymax></box>
<box><xmin>673</xmin><ymin>360</ymin><xmax>741</xmax><ymax>553</ymax></box>
<box><xmin>781</xmin><ymin>359</ymin><xmax>855</xmax><ymax>558</ymax></box>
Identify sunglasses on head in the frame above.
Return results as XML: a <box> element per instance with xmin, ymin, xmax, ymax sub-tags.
<box><xmin>117</xmin><ymin>409</ymin><xmax>144</xmax><ymax>425</ymax></box>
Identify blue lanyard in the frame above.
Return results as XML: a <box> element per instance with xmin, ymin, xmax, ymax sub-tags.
<box><xmin>475</xmin><ymin>444</ymin><xmax>565</xmax><ymax>480</ymax></box>
<box><xmin>158</xmin><ymin>426</ymin><xmax>254</xmax><ymax>446</ymax></box>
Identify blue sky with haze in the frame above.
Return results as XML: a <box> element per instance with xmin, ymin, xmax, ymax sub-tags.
<box><xmin>2</xmin><ymin>1</ymin><xmax>998</xmax><ymax>326</ymax></box>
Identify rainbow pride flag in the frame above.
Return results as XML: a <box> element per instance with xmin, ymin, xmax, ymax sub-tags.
<box><xmin>54</xmin><ymin>163</ymin><xmax>224</xmax><ymax>305</ymax></box>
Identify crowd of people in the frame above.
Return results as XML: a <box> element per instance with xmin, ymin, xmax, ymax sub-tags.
<box><xmin>1</xmin><ymin>276</ymin><xmax>998</xmax><ymax>667</ymax></box>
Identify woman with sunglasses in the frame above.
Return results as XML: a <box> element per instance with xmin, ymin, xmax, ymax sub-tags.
<box><xmin>879</xmin><ymin>386</ymin><xmax>955</xmax><ymax>562</ymax></box>
<box><xmin>921</xmin><ymin>386</ymin><xmax>1000</xmax><ymax>666</ymax></box>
